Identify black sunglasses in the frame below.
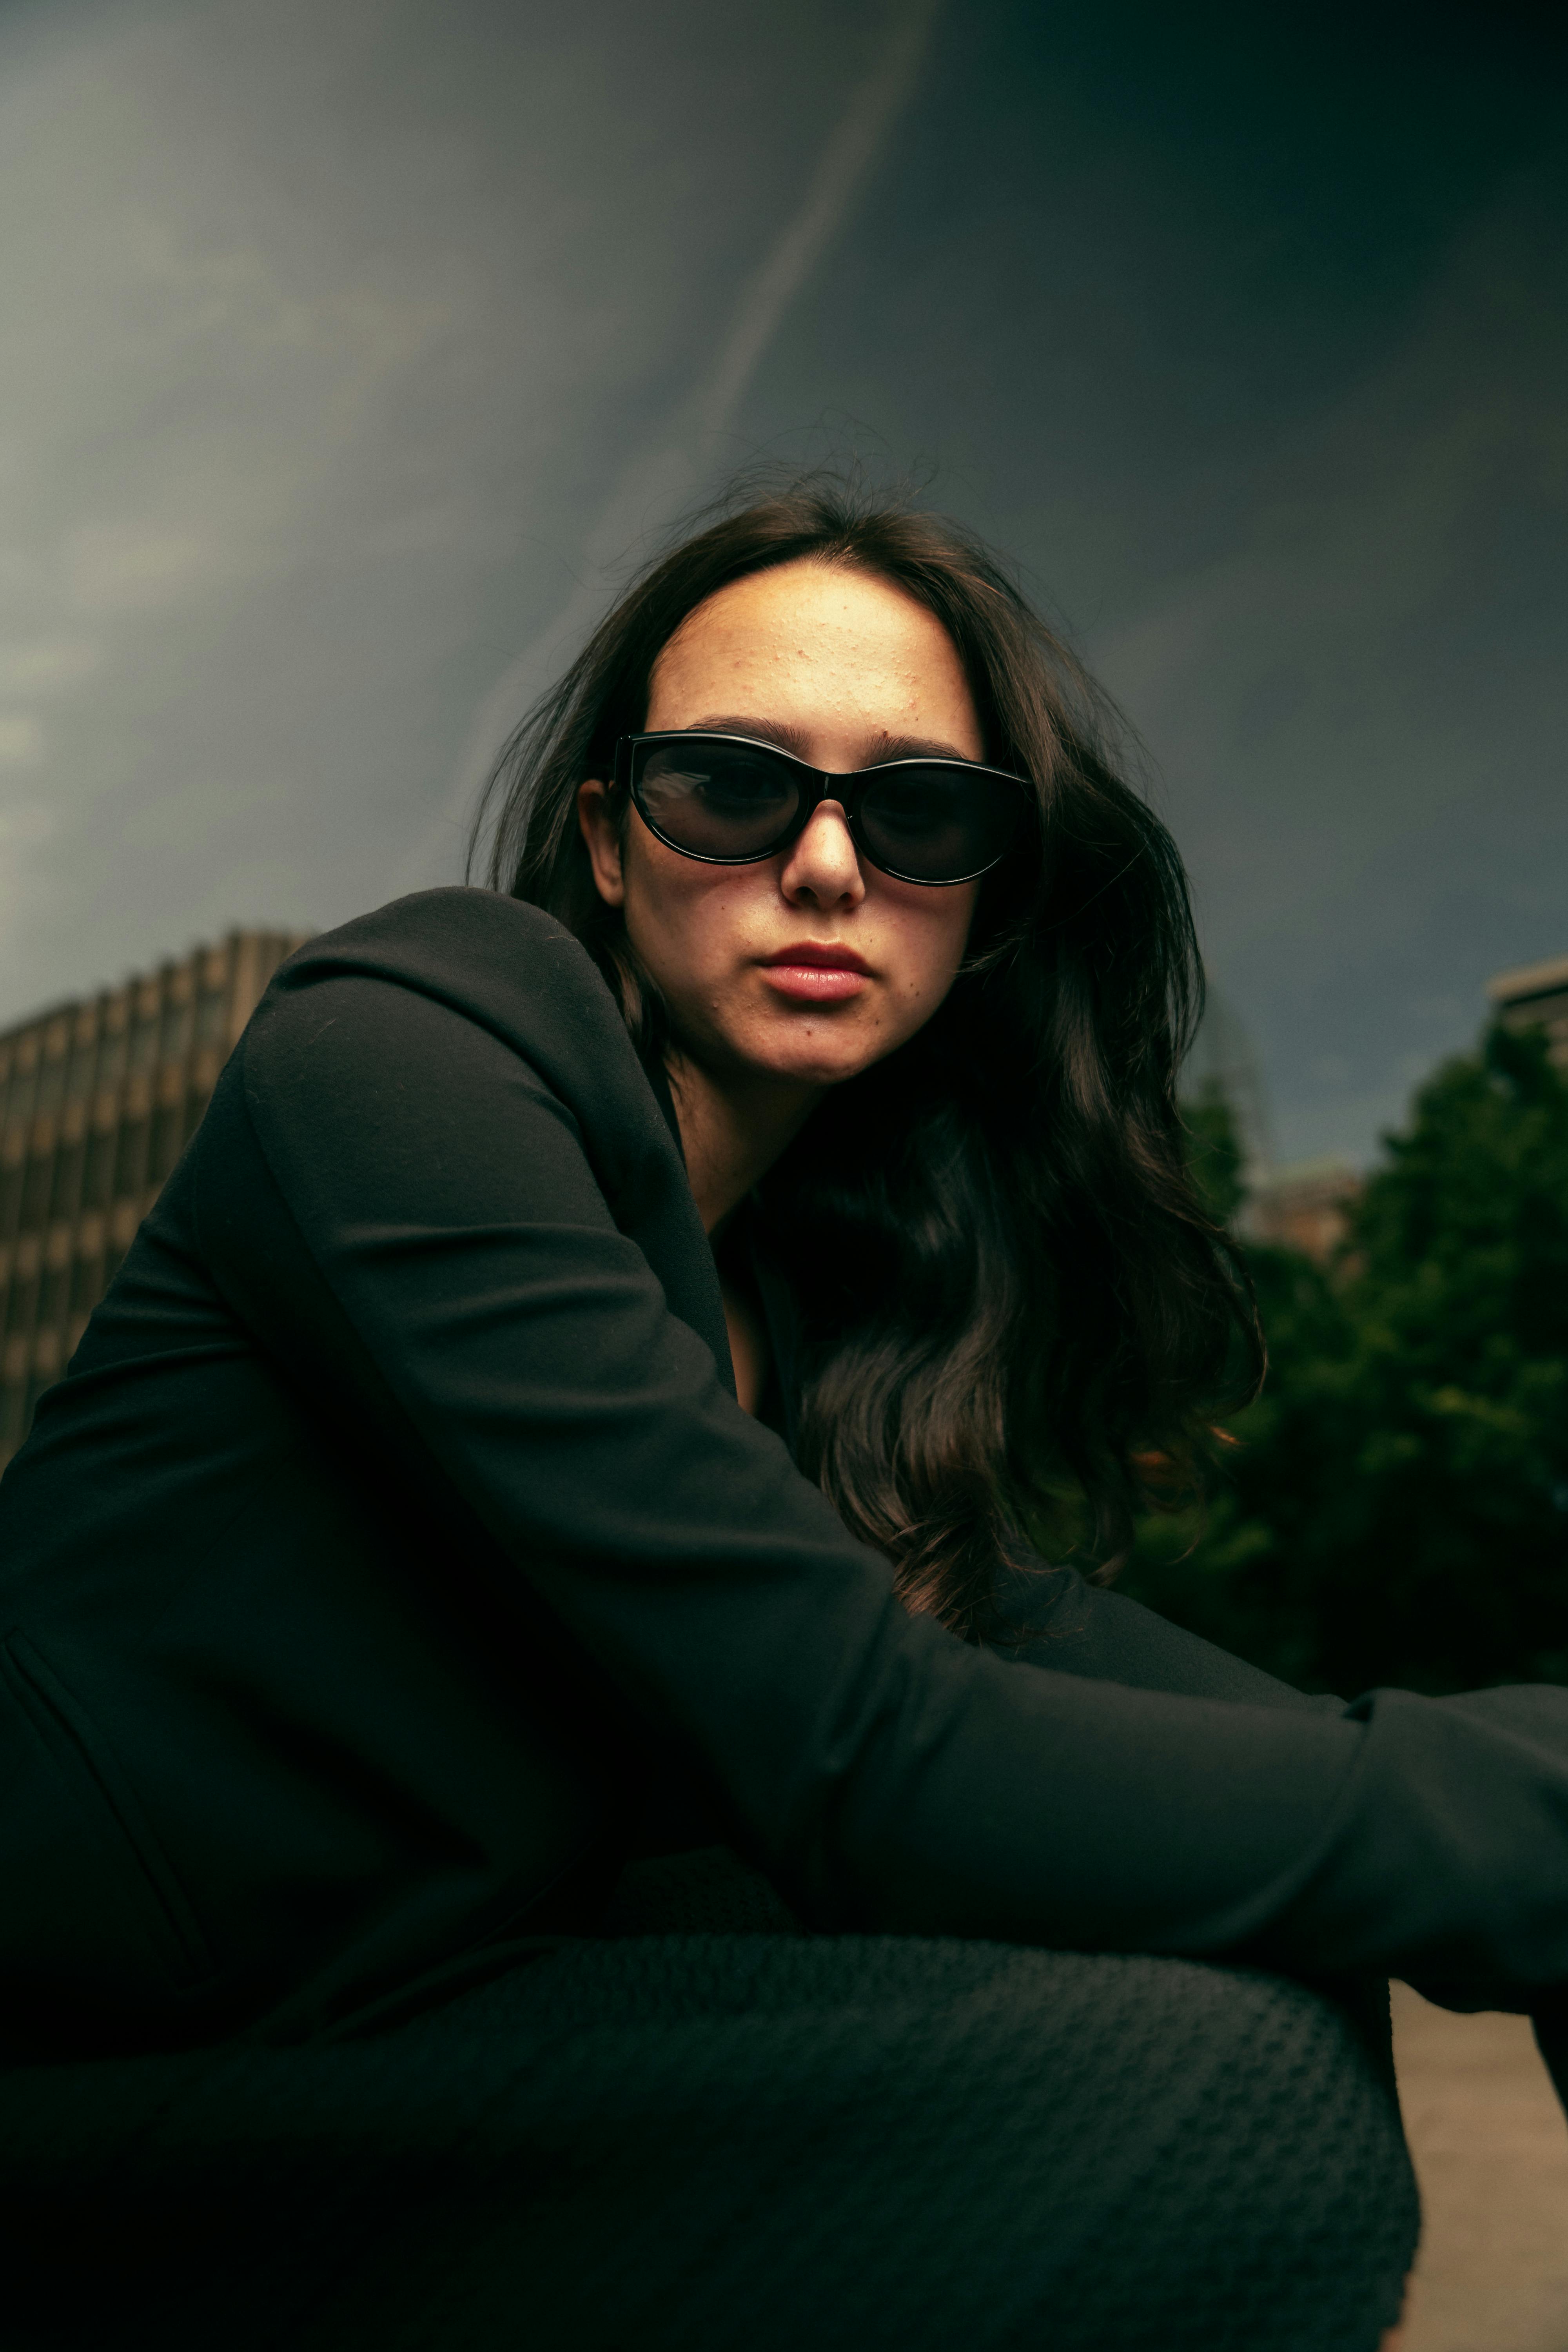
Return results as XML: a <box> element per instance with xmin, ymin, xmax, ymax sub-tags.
<box><xmin>613</xmin><ymin>731</ymin><xmax>1034</xmax><ymax>887</ymax></box>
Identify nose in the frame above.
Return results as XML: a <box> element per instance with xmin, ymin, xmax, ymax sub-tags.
<box><xmin>778</xmin><ymin>799</ymin><xmax>866</xmax><ymax>911</ymax></box>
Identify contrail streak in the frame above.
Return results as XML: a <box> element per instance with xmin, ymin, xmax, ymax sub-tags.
<box><xmin>691</xmin><ymin>0</ymin><xmax>944</xmax><ymax>437</ymax></box>
<box><xmin>407</xmin><ymin>0</ymin><xmax>946</xmax><ymax>889</ymax></box>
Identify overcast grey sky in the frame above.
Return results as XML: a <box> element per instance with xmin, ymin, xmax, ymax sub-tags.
<box><xmin>0</xmin><ymin>0</ymin><xmax>1563</xmax><ymax>1162</ymax></box>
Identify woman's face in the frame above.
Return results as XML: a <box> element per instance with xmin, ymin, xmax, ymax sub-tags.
<box><xmin>578</xmin><ymin>559</ymin><xmax>985</xmax><ymax>1094</ymax></box>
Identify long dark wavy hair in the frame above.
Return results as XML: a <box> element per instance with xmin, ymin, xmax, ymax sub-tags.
<box><xmin>472</xmin><ymin>470</ymin><xmax>1262</xmax><ymax>1639</ymax></box>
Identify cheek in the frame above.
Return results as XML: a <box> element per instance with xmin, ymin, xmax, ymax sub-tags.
<box><xmin>622</xmin><ymin>852</ymin><xmax>758</xmax><ymax>983</ymax></box>
<box><xmin>887</xmin><ymin>886</ymin><xmax>978</xmax><ymax>1002</ymax></box>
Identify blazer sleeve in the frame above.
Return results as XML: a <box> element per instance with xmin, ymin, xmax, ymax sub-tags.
<box><xmin>194</xmin><ymin>955</ymin><xmax>1568</xmax><ymax>2008</ymax></box>
<box><xmin>988</xmin><ymin>1565</ymin><xmax>1346</xmax><ymax>1713</ymax></box>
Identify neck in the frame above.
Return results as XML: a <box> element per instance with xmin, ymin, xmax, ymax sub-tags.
<box><xmin>666</xmin><ymin>1053</ymin><xmax>822</xmax><ymax>1235</ymax></box>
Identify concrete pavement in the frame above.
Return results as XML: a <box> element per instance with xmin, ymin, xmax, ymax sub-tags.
<box><xmin>1392</xmin><ymin>1982</ymin><xmax>1568</xmax><ymax>2351</ymax></box>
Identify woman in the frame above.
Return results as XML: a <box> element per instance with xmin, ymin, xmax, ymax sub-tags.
<box><xmin>1</xmin><ymin>474</ymin><xmax>1564</xmax><ymax>2350</ymax></box>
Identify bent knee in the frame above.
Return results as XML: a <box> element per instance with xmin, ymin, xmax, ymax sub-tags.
<box><xmin>889</xmin><ymin>1947</ymin><xmax>1418</xmax><ymax>2348</ymax></box>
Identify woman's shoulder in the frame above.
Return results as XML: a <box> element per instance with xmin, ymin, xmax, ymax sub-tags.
<box><xmin>272</xmin><ymin>887</ymin><xmax>613</xmax><ymax>1031</ymax></box>
<box><xmin>247</xmin><ymin>888</ymin><xmax>679</xmax><ymax>1154</ymax></box>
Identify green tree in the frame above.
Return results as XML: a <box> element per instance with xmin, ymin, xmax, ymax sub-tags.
<box><xmin>1123</xmin><ymin>1025</ymin><xmax>1568</xmax><ymax>1694</ymax></box>
<box><xmin>1182</xmin><ymin>1077</ymin><xmax>1249</xmax><ymax>1226</ymax></box>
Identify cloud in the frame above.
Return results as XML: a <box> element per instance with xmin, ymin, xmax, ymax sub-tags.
<box><xmin>0</xmin><ymin>637</ymin><xmax>98</xmax><ymax>693</ymax></box>
<box><xmin>1084</xmin><ymin>175</ymin><xmax>1568</xmax><ymax>1155</ymax></box>
<box><xmin>1096</xmin><ymin>176</ymin><xmax>1568</xmax><ymax>926</ymax></box>
<box><xmin>64</xmin><ymin>524</ymin><xmax>219</xmax><ymax>614</ymax></box>
<box><xmin>0</xmin><ymin>799</ymin><xmax>53</xmax><ymax>844</ymax></box>
<box><xmin>0</xmin><ymin>794</ymin><xmax>58</xmax><ymax>946</ymax></box>
<box><xmin>0</xmin><ymin>715</ymin><xmax>44</xmax><ymax>766</ymax></box>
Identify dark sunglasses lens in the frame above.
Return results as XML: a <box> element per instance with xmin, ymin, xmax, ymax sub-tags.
<box><xmin>859</xmin><ymin>767</ymin><xmax>1027</xmax><ymax>881</ymax></box>
<box><xmin>637</xmin><ymin>743</ymin><xmax>800</xmax><ymax>860</ymax></box>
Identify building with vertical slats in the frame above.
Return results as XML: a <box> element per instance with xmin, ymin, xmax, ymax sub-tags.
<box><xmin>0</xmin><ymin>929</ymin><xmax>308</xmax><ymax>1471</ymax></box>
<box><xmin>1487</xmin><ymin>952</ymin><xmax>1568</xmax><ymax>1073</ymax></box>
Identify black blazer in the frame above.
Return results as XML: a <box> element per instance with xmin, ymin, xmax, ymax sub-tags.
<box><xmin>4</xmin><ymin>889</ymin><xmax>1568</xmax><ymax>2058</ymax></box>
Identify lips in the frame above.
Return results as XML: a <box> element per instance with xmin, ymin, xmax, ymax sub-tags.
<box><xmin>759</xmin><ymin>945</ymin><xmax>872</xmax><ymax>974</ymax></box>
<box><xmin>758</xmin><ymin>943</ymin><xmax>872</xmax><ymax>1004</ymax></box>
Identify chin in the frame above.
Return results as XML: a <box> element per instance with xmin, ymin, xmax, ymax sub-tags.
<box><xmin>744</xmin><ymin>1027</ymin><xmax>882</xmax><ymax>1090</ymax></box>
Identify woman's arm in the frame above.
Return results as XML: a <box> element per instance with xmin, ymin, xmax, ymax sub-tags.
<box><xmin>989</xmin><ymin>1563</ymin><xmax>1344</xmax><ymax>1713</ymax></box>
<box><xmin>196</xmin><ymin>895</ymin><xmax>1568</xmax><ymax>2009</ymax></box>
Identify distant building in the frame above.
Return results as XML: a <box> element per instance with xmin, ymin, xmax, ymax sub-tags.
<box><xmin>1487</xmin><ymin>951</ymin><xmax>1568</xmax><ymax>1073</ymax></box>
<box><xmin>1243</xmin><ymin>1156</ymin><xmax>1363</xmax><ymax>1266</ymax></box>
<box><xmin>0</xmin><ymin>929</ymin><xmax>308</xmax><ymax>1470</ymax></box>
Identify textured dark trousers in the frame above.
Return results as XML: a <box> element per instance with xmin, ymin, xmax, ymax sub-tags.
<box><xmin>0</xmin><ymin>1929</ymin><xmax>1417</xmax><ymax>2352</ymax></box>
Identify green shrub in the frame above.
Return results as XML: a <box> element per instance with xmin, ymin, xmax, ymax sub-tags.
<box><xmin>1121</xmin><ymin>1025</ymin><xmax>1568</xmax><ymax>1695</ymax></box>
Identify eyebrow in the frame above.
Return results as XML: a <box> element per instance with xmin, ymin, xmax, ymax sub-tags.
<box><xmin>680</xmin><ymin>715</ymin><xmax>978</xmax><ymax>766</ymax></box>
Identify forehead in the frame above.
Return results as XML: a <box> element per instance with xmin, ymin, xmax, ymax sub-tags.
<box><xmin>648</xmin><ymin>559</ymin><xmax>980</xmax><ymax>750</ymax></box>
